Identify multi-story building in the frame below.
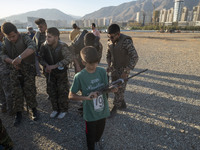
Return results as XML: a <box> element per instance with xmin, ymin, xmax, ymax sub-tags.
<box><xmin>75</xmin><ymin>20</ymin><xmax>84</xmax><ymax>28</ymax></box>
<box><xmin>187</xmin><ymin>11</ymin><xmax>193</xmax><ymax>21</ymax></box>
<box><xmin>83</xmin><ymin>19</ymin><xmax>90</xmax><ymax>28</ymax></box>
<box><xmin>173</xmin><ymin>0</ymin><xmax>184</xmax><ymax>22</ymax></box>
<box><xmin>97</xmin><ymin>18</ymin><xmax>104</xmax><ymax>27</ymax></box>
<box><xmin>180</xmin><ymin>7</ymin><xmax>188</xmax><ymax>21</ymax></box>
<box><xmin>136</xmin><ymin>12</ymin><xmax>145</xmax><ymax>25</ymax></box>
<box><xmin>144</xmin><ymin>13</ymin><xmax>152</xmax><ymax>24</ymax></box>
<box><xmin>193</xmin><ymin>5</ymin><xmax>200</xmax><ymax>21</ymax></box>
<box><xmin>166</xmin><ymin>8</ymin><xmax>174</xmax><ymax>22</ymax></box>
<box><xmin>152</xmin><ymin>10</ymin><xmax>160</xmax><ymax>25</ymax></box>
<box><xmin>159</xmin><ymin>9</ymin><xmax>167</xmax><ymax>23</ymax></box>
<box><xmin>103</xmin><ymin>18</ymin><xmax>111</xmax><ymax>26</ymax></box>
<box><xmin>27</xmin><ymin>17</ymin><xmax>39</xmax><ymax>28</ymax></box>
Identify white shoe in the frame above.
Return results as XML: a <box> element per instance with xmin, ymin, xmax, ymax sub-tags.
<box><xmin>50</xmin><ymin>111</ymin><xmax>58</xmax><ymax>118</ymax></box>
<box><xmin>57</xmin><ymin>112</ymin><xmax>66</xmax><ymax>119</ymax></box>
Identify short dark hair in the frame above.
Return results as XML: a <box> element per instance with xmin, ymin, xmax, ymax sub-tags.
<box><xmin>92</xmin><ymin>23</ymin><xmax>96</xmax><ymax>28</ymax></box>
<box><xmin>84</xmin><ymin>33</ymin><xmax>96</xmax><ymax>46</ymax></box>
<box><xmin>107</xmin><ymin>24</ymin><xmax>120</xmax><ymax>34</ymax></box>
<box><xmin>35</xmin><ymin>18</ymin><xmax>47</xmax><ymax>25</ymax></box>
<box><xmin>80</xmin><ymin>46</ymin><xmax>99</xmax><ymax>64</ymax></box>
<box><xmin>46</xmin><ymin>27</ymin><xmax>60</xmax><ymax>37</ymax></box>
<box><xmin>1</xmin><ymin>22</ymin><xmax>18</xmax><ymax>35</ymax></box>
<box><xmin>72</xmin><ymin>23</ymin><xmax>77</xmax><ymax>29</ymax></box>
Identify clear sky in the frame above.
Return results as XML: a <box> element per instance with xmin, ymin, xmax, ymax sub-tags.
<box><xmin>0</xmin><ymin>0</ymin><xmax>135</xmax><ymax>19</ymax></box>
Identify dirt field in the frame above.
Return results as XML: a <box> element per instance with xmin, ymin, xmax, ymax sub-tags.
<box><xmin>1</xmin><ymin>31</ymin><xmax>200</xmax><ymax>150</ymax></box>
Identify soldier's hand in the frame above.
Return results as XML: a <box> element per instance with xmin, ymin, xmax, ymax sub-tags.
<box><xmin>45</xmin><ymin>65</ymin><xmax>52</xmax><ymax>73</ymax></box>
<box><xmin>13</xmin><ymin>64</ymin><xmax>20</xmax><ymax>70</ymax></box>
<box><xmin>121</xmin><ymin>72</ymin><xmax>129</xmax><ymax>79</ymax></box>
<box><xmin>111</xmin><ymin>87</ymin><xmax>118</xmax><ymax>93</ymax></box>
<box><xmin>12</xmin><ymin>56</ymin><xmax>22</xmax><ymax>66</ymax></box>
<box><xmin>45</xmin><ymin>65</ymin><xmax>58</xmax><ymax>73</ymax></box>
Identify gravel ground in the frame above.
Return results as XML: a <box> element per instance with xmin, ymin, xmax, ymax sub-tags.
<box><xmin>1</xmin><ymin>32</ymin><xmax>200</xmax><ymax>150</ymax></box>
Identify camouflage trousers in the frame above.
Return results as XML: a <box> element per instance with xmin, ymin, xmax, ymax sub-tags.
<box><xmin>0</xmin><ymin>119</ymin><xmax>13</xmax><ymax>150</ymax></box>
<box><xmin>10</xmin><ymin>64</ymin><xmax>37</xmax><ymax>112</ymax></box>
<box><xmin>0</xmin><ymin>72</ymin><xmax>13</xmax><ymax>113</ymax></box>
<box><xmin>46</xmin><ymin>71</ymin><xmax>69</xmax><ymax>112</ymax></box>
<box><xmin>111</xmin><ymin>68</ymin><xmax>128</xmax><ymax>108</ymax></box>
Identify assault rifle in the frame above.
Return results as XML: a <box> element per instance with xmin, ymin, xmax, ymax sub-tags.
<box><xmin>90</xmin><ymin>69</ymin><xmax>148</xmax><ymax>98</ymax></box>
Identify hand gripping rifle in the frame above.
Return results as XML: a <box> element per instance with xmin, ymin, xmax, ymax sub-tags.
<box><xmin>90</xmin><ymin>69</ymin><xmax>148</xmax><ymax>98</ymax></box>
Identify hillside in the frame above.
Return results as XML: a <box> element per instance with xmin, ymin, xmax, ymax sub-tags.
<box><xmin>2</xmin><ymin>9</ymin><xmax>79</xmax><ymax>23</ymax></box>
<box><xmin>82</xmin><ymin>0</ymin><xmax>199</xmax><ymax>21</ymax></box>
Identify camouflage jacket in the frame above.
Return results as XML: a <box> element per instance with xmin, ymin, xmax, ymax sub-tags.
<box><xmin>39</xmin><ymin>40</ymin><xmax>73</xmax><ymax>73</ymax></box>
<box><xmin>0</xmin><ymin>41</ymin><xmax>9</xmax><ymax>73</ymax></box>
<box><xmin>106</xmin><ymin>34</ymin><xmax>139</xmax><ymax>70</ymax></box>
<box><xmin>0</xmin><ymin>33</ymin><xmax>36</xmax><ymax>65</ymax></box>
<box><xmin>33</xmin><ymin>31</ymin><xmax>46</xmax><ymax>52</ymax></box>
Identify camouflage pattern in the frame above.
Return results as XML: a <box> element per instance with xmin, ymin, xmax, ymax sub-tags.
<box><xmin>46</xmin><ymin>72</ymin><xmax>69</xmax><ymax>112</ymax></box>
<box><xmin>0</xmin><ymin>34</ymin><xmax>37</xmax><ymax>113</ymax></box>
<box><xmin>107</xmin><ymin>35</ymin><xmax>139</xmax><ymax>108</ymax></box>
<box><xmin>33</xmin><ymin>32</ymin><xmax>46</xmax><ymax>52</ymax></box>
<box><xmin>10</xmin><ymin>64</ymin><xmax>37</xmax><ymax>112</ymax></box>
<box><xmin>97</xmin><ymin>42</ymin><xmax>103</xmax><ymax>63</ymax></box>
<box><xmin>1</xmin><ymin>34</ymin><xmax>36</xmax><ymax>63</ymax></box>
<box><xmin>0</xmin><ymin>119</ymin><xmax>13</xmax><ymax>150</ymax></box>
<box><xmin>0</xmin><ymin>71</ymin><xmax>13</xmax><ymax>114</ymax></box>
<box><xmin>33</xmin><ymin>32</ymin><xmax>46</xmax><ymax>76</ymax></box>
<box><xmin>0</xmin><ymin>42</ymin><xmax>13</xmax><ymax>114</ymax></box>
<box><xmin>39</xmin><ymin>41</ymin><xmax>72</xmax><ymax>112</ymax></box>
<box><xmin>110</xmin><ymin>68</ymin><xmax>128</xmax><ymax>107</ymax></box>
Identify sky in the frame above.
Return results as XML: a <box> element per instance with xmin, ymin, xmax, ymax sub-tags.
<box><xmin>0</xmin><ymin>0</ymin><xmax>135</xmax><ymax>19</ymax></box>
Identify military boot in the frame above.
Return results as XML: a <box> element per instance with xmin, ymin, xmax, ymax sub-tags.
<box><xmin>32</xmin><ymin>108</ymin><xmax>39</xmax><ymax>121</ymax></box>
<box><xmin>109</xmin><ymin>106</ymin><xmax>117</xmax><ymax>118</ymax></box>
<box><xmin>119</xmin><ymin>101</ymin><xmax>127</xmax><ymax>110</ymax></box>
<box><xmin>14</xmin><ymin>112</ymin><xmax>22</xmax><ymax>127</ymax></box>
<box><xmin>1</xmin><ymin>106</ymin><xmax>7</xmax><ymax>113</ymax></box>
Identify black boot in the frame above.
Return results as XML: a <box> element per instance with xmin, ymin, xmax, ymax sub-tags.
<box><xmin>109</xmin><ymin>106</ymin><xmax>117</xmax><ymax>118</ymax></box>
<box><xmin>119</xmin><ymin>101</ymin><xmax>127</xmax><ymax>110</ymax></box>
<box><xmin>14</xmin><ymin>112</ymin><xmax>22</xmax><ymax>127</ymax></box>
<box><xmin>32</xmin><ymin>108</ymin><xmax>39</xmax><ymax>121</ymax></box>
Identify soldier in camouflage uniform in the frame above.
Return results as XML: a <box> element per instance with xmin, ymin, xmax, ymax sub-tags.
<box><xmin>0</xmin><ymin>22</ymin><xmax>39</xmax><ymax>126</ymax></box>
<box><xmin>84</xmin><ymin>32</ymin><xmax>103</xmax><ymax>63</ymax></box>
<box><xmin>0</xmin><ymin>26</ymin><xmax>14</xmax><ymax>115</ymax></box>
<box><xmin>39</xmin><ymin>27</ymin><xmax>72</xmax><ymax>119</ymax></box>
<box><xmin>33</xmin><ymin>18</ymin><xmax>47</xmax><ymax>76</ymax></box>
<box><xmin>106</xmin><ymin>24</ymin><xmax>139</xmax><ymax>117</ymax></box>
<box><xmin>0</xmin><ymin>119</ymin><xmax>13</xmax><ymax>150</ymax></box>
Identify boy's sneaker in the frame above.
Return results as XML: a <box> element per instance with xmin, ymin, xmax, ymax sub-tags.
<box><xmin>57</xmin><ymin>112</ymin><xmax>66</xmax><ymax>119</ymax></box>
<box><xmin>50</xmin><ymin>111</ymin><xmax>58</xmax><ymax>118</ymax></box>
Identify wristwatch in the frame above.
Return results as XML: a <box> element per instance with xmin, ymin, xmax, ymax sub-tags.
<box><xmin>18</xmin><ymin>55</ymin><xmax>22</xmax><ymax>59</ymax></box>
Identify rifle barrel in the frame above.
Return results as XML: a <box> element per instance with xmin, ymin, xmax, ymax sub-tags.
<box><xmin>126</xmin><ymin>69</ymin><xmax>148</xmax><ymax>81</ymax></box>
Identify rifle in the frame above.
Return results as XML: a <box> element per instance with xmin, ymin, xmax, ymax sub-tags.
<box><xmin>90</xmin><ymin>69</ymin><xmax>148</xmax><ymax>98</ymax></box>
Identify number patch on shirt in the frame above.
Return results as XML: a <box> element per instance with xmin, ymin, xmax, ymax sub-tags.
<box><xmin>93</xmin><ymin>95</ymin><xmax>104</xmax><ymax>112</ymax></box>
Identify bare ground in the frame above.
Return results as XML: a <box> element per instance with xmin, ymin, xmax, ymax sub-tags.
<box><xmin>1</xmin><ymin>32</ymin><xmax>200</xmax><ymax>150</ymax></box>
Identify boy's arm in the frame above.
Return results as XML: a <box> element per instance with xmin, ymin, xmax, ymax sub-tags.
<box><xmin>68</xmin><ymin>91</ymin><xmax>98</xmax><ymax>100</ymax></box>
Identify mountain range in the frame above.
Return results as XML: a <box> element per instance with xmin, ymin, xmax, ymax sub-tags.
<box><xmin>1</xmin><ymin>0</ymin><xmax>199</xmax><ymax>24</ymax></box>
<box><xmin>1</xmin><ymin>9</ymin><xmax>78</xmax><ymax>24</ymax></box>
<box><xmin>83</xmin><ymin>0</ymin><xmax>200</xmax><ymax>21</ymax></box>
